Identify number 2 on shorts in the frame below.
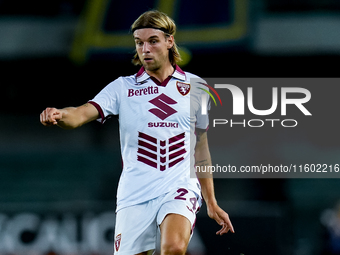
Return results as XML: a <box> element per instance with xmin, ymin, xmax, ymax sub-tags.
<box><xmin>174</xmin><ymin>188</ymin><xmax>198</xmax><ymax>213</ymax></box>
<box><xmin>174</xmin><ymin>188</ymin><xmax>188</xmax><ymax>200</ymax></box>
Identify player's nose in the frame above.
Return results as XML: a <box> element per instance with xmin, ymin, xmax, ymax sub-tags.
<box><xmin>142</xmin><ymin>42</ymin><xmax>151</xmax><ymax>53</ymax></box>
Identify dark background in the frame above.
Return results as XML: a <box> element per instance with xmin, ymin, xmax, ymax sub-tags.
<box><xmin>1</xmin><ymin>0</ymin><xmax>340</xmax><ymax>254</ymax></box>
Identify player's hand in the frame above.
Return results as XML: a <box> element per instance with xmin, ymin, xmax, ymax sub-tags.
<box><xmin>207</xmin><ymin>203</ymin><xmax>235</xmax><ymax>235</ymax></box>
<box><xmin>40</xmin><ymin>107</ymin><xmax>62</xmax><ymax>126</ymax></box>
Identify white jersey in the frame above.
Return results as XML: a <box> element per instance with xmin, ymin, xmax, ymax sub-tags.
<box><xmin>89</xmin><ymin>65</ymin><xmax>209</xmax><ymax>211</ymax></box>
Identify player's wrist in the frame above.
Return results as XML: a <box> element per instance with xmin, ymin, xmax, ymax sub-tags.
<box><xmin>205</xmin><ymin>198</ymin><xmax>218</xmax><ymax>209</ymax></box>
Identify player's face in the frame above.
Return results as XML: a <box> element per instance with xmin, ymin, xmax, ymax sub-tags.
<box><xmin>133</xmin><ymin>28</ymin><xmax>174</xmax><ymax>72</ymax></box>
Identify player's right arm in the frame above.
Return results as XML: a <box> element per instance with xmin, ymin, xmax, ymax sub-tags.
<box><xmin>40</xmin><ymin>103</ymin><xmax>99</xmax><ymax>129</ymax></box>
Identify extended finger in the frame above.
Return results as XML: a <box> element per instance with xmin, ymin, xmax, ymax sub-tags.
<box><xmin>227</xmin><ymin>221</ymin><xmax>235</xmax><ymax>233</ymax></box>
<box><xmin>216</xmin><ymin>223</ymin><xmax>225</xmax><ymax>235</ymax></box>
<box><xmin>221</xmin><ymin>214</ymin><xmax>234</xmax><ymax>234</ymax></box>
<box><xmin>216</xmin><ymin>214</ymin><xmax>235</xmax><ymax>235</ymax></box>
<box><xmin>216</xmin><ymin>222</ymin><xmax>228</xmax><ymax>235</ymax></box>
<box><xmin>216</xmin><ymin>222</ymin><xmax>234</xmax><ymax>235</ymax></box>
<box><xmin>213</xmin><ymin>213</ymin><xmax>225</xmax><ymax>235</ymax></box>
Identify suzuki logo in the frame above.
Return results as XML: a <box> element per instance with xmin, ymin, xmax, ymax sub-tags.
<box><xmin>149</xmin><ymin>93</ymin><xmax>177</xmax><ymax>120</ymax></box>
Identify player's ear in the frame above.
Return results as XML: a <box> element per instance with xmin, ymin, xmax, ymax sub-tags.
<box><xmin>166</xmin><ymin>34</ymin><xmax>174</xmax><ymax>49</ymax></box>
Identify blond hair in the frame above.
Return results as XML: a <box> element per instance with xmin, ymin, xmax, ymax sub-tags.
<box><xmin>131</xmin><ymin>10</ymin><xmax>182</xmax><ymax>66</ymax></box>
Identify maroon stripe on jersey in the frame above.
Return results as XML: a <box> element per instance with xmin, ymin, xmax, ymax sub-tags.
<box><xmin>137</xmin><ymin>148</ymin><xmax>157</xmax><ymax>160</ymax></box>
<box><xmin>169</xmin><ymin>157</ymin><xmax>184</xmax><ymax>168</ymax></box>
<box><xmin>160</xmin><ymin>165</ymin><xmax>166</xmax><ymax>171</ymax></box>
<box><xmin>175</xmin><ymin>64</ymin><xmax>185</xmax><ymax>75</ymax></box>
<box><xmin>136</xmin><ymin>66</ymin><xmax>145</xmax><ymax>79</ymax></box>
<box><xmin>160</xmin><ymin>148</ymin><xmax>166</xmax><ymax>155</ymax></box>
<box><xmin>169</xmin><ymin>133</ymin><xmax>185</xmax><ymax>144</ymax></box>
<box><xmin>169</xmin><ymin>149</ymin><xmax>186</xmax><ymax>160</ymax></box>
<box><xmin>194</xmin><ymin>126</ymin><xmax>209</xmax><ymax>134</ymax></box>
<box><xmin>138</xmin><ymin>140</ymin><xmax>157</xmax><ymax>152</ymax></box>
<box><xmin>88</xmin><ymin>101</ymin><xmax>105</xmax><ymax>124</ymax></box>
<box><xmin>160</xmin><ymin>156</ymin><xmax>166</xmax><ymax>163</ymax></box>
<box><xmin>169</xmin><ymin>141</ymin><xmax>184</xmax><ymax>152</ymax></box>
<box><xmin>191</xmin><ymin>218</ymin><xmax>197</xmax><ymax>234</ymax></box>
<box><xmin>138</xmin><ymin>132</ymin><xmax>157</xmax><ymax>144</ymax></box>
<box><xmin>136</xmin><ymin>65</ymin><xmax>185</xmax><ymax>84</ymax></box>
<box><xmin>150</xmin><ymin>76</ymin><xmax>172</xmax><ymax>87</ymax></box>
<box><xmin>160</xmin><ymin>140</ymin><xmax>166</xmax><ymax>147</ymax></box>
<box><xmin>137</xmin><ymin>156</ymin><xmax>157</xmax><ymax>169</ymax></box>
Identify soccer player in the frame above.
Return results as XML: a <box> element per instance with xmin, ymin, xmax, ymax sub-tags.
<box><xmin>40</xmin><ymin>10</ymin><xmax>234</xmax><ymax>255</ymax></box>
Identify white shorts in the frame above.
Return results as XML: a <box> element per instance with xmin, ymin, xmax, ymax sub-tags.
<box><xmin>114</xmin><ymin>187</ymin><xmax>202</xmax><ymax>255</ymax></box>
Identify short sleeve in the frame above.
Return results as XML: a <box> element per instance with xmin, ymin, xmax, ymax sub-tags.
<box><xmin>88</xmin><ymin>77</ymin><xmax>122</xmax><ymax>123</ymax></box>
<box><xmin>195</xmin><ymin>89</ymin><xmax>210</xmax><ymax>131</ymax></box>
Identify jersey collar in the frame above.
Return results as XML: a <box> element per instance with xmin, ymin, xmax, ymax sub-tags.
<box><xmin>136</xmin><ymin>65</ymin><xmax>186</xmax><ymax>84</ymax></box>
<box><xmin>172</xmin><ymin>65</ymin><xmax>186</xmax><ymax>81</ymax></box>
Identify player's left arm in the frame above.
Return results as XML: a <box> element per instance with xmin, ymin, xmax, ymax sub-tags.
<box><xmin>195</xmin><ymin>129</ymin><xmax>235</xmax><ymax>235</ymax></box>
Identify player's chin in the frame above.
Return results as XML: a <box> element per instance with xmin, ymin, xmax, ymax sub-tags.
<box><xmin>143</xmin><ymin>61</ymin><xmax>158</xmax><ymax>70</ymax></box>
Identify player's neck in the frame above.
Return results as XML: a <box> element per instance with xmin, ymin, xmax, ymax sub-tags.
<box><xmin>146</xmin><ymin>62</ymin><xmax>174</xmax><ymax>83</ymax></box>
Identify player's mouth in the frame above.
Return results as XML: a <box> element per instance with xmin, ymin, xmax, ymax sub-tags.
<box><xmin>144</xmin><ymin>57</ymin><xmax>153</xmax><ymax>63</ymax></box>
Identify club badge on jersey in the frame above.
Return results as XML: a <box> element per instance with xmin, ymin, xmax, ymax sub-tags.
<box><xmin>115</xmin><ymin>233</ymin><xmax>121</xmax><ymax>252</ymax></box>
<box><xmin>176</xmin><ymin>81</ymin><xmax>191</xmax><ymax>96</ymax></box>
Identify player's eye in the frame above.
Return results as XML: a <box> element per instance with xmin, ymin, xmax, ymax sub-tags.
<box><xmin>136</xmin><ymin>41</ymin><xmax>143</xmax><ymax>46</ymax></box>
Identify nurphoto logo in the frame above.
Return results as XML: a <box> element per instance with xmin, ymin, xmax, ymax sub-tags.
<box><xmin>196</xmin><ymin>78</ymin><xmax>312</xmax><ymax>128</ymax></box>
<box><xmin>197</xmin><ymin>81</ymin><xmax>223</xmax><ymax>115</ymax></box>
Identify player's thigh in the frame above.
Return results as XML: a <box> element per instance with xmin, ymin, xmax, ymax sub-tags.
<box><xmin>157</xmin><ymin>188</ymin><xmax>201</xmax><ymax>253</ymax></box>
<box><xmin>159</xmin><ymin>213</ymin><xmax>191</xmax><ymax>251</ymax></box>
